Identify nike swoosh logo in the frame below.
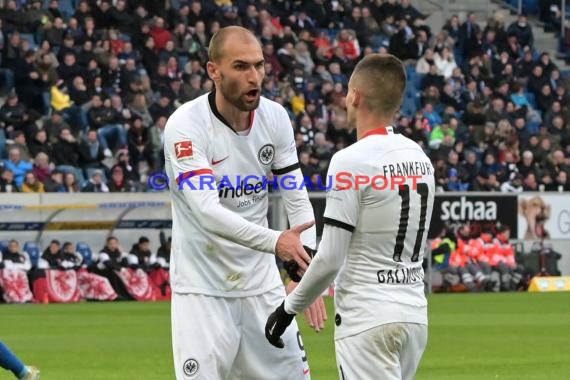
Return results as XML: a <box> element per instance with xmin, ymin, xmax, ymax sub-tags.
<box><xmin>211</xmin><ymin>156</ymin><xmax>229</xmax><ymax>165</ymax></box>
<box><xmin>268</xmin><ymin>322</ymin><xmax>276</xmax><ymax>335</ymax></box>
<box><xmin>303</xmin><ymin>368</ymin><xmax>310</xmax><ymax>375</ymax></box>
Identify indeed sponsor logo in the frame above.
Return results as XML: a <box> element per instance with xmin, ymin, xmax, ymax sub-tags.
<box><xmin>147</xmin><ymin>172</ymin><xmax>424</xmax><ymax>192</ymax></box>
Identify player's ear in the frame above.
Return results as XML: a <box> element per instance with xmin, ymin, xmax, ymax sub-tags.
<box><xmin>206</xmin><ymin>61</ymin><xmax>219</xmax><ymax>82</ymax></box>
<box><xmin>351</xmin><ymin>88</ymin><xmax>361</xmax><ymax>108</ymax></box>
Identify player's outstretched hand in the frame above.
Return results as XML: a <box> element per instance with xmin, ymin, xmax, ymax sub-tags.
<box><xmin>304</xmin><ymin>295</ymin><xmax>327</xmax><ymax>333</ymax></box>
<box><xmin>276</xmin><ymin>221</ymin><xmax>315</xmax><ymax>272</ymax></box>
<box><xmin>283</xmin><ymin>245</ymin><xmax>316</xmax><ymax>282</ymax></box>
<box><xmin>287</xmin><ymin>281</ymin><xmax>327</xmax><ymax>333</ymax></box>
<box><xmin>265</xmin><ymin>301</ymin><xmax>295</xmax><ymax>348</ymax></box>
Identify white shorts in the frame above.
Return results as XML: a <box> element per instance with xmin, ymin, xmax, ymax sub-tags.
<box><xmin>171</xmin><ymin>287</ymin><xmax>311</xmax><ymax>380</ymax></box>
<box><xmin>335</xmin><ymin>323</ymin><xmax>427</xmax><ymax>380</ymax></box>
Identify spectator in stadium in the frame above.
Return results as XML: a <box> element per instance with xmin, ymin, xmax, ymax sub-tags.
<box><xmin>62</xmin><ymin>171</ymin><xmax>80</xmax><ymax>193</ymax></box>
<box><xmin>148</xmin><ymin>116</ymin><xmax>166</xmax><ymax>172</ymax></box>
<box><xmin>500</xmin><ymin>172</ymin><xmax>524</xmax><ymax>192</ymax></box>
<box><xmin>59</xmin><ymin>242</ymin><xmax>83</xmax><ymax>270</ymax></box>
<box><xmin>127</xmin><ymin>116</ymin><xmax>154</xmax><ymax>172</ymax></box>
<box><xmin>87</xmin><ymin>94</ymin><xmax>127</xmax><ymax>155</ymax></box>
<box><xmin>0</xmin><ymin>341</ymin><xmax>39</xmax><ymax>379</ymax></box>
<box><xmin>42</xmin><ymin>112</ymin><xmax>69</xmax><ymax>145</ymax></box>
<box><xmin>38</xmin><ymin>240</ymin><xmax>63</xmax><ymax>269</ymax></box>
<box><xmin>0</xmin><ymin>93</ymin><xmax>32</xmax><ymax>143</ymax></box>
<box><xmin>107</xmin><ymin>164</ymin><xmax>139</xmax><ymax>192</ymax></box>
<box><xmin>20</xmin><ymin>171</ymin><xmax>44</xmax><ymax>193</ymax></box>
<box><xmin>429</xmin><ymin>117</ymin><xmax>455</xmax><ymax>150</ymax></box>
<box><xmin>43</xmin><ymin>169</ymin><xmax>65</xmax><ymax>192</ymax></box>
<box><xmin>468</xmin><ymin>228</ymin><xmax>498</xmax><ymax>289</ymax></box>
<box><xmin>31</xmin><ymin>152</ymin><xmax>52</xmax><ymax>184</ymax></box>
<box><xmin>446</xmin><ymin>167</ymin><xmax>470</xmax><ymax>191</ymax></box>
<box><xmin>32</xmin><ymin>240</ymin><xmax>67</xmax><ymax>303</ymax></box>
<box><xmin>81</xmin><ymin>169</ymin><xmax>109</xmax><ymax>192</ymax></box>
<box><xmin>14</xmin><ymin>50</ymin><xmax>44</xmax><ymax>113</ymax></box>
<box><xmin>56</xmin><ymin>51</ymin><xmax>85</xmax><ymax>88</ymax></box>
<box><xmin>92</xmin><ymin>236</ymin><xmax>131</xmax><ymax>300</ymax></box>
<box><xmin>151</xmin><ymin>231</ymin><xmax>172</xmax><ymax>298</ymax></box>
<box><xmin>78</xmin><ymin>130</ymin><xmax>108</xmax><ymax>175</ymax></box>
<box><xmin>489</xmin><ymin>225</ymin><xmax>525</xmax><ymax>291</ymax></box>
<box><xmin>28</xmin><ymin>129</ymin><xmax>52</xmax><ymax>159</ymax></box>
<box><xmin>128</xmin><ymin>236</ymin><xmax>154</xmax><ymax>273</ymax></box>
<box><xmin>507</xmin><ymin>13</ymin><xmax>534</xmax><ymax>51</ymax></box>
<box><xmin>3</xmin><ymin>147</ymin><xmax>33</xmax><ymax>189</ymax></box>
<box><xmin>0</xmin><ymin>169</ymin><xmax>18</xmax><ymax>193</ymax></box>
<box><xmin>6</xmin><ymin>131</ymin><xmax>32</xmax><ymax>162</ymax></box>
<box><xmin>52</xmin><ymin>127</ymin><xmax>81</xmax><ymax>168</ymax></box>
<box><xmin>0</xmin><ymin>240</ymin><xmax>33</xmax><ymax>303</ymax></box>
<box><xmin>444</xmin><ymin>224</ymin><xmax>476</xmax><ymax>291</ymax></box>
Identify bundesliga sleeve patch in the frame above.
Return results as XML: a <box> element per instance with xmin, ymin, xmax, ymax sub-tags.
<box><xmin>174</xmin><ymin>140</ymin><xmax>193</xmax><ymax>160</ymax></box>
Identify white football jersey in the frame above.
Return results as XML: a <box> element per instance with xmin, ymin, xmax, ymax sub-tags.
<box><xmin>164</xmin><ymin>92</ymin><xmax>315</xmax><ymax>297</ymax></box>
<box><xmin>324</xmin><ymin>126</ymin><xmax>435</xmax><ymax>339</ymax></box>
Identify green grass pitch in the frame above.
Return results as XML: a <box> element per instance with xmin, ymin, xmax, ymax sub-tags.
<box><xmin>0</xmin><ymin>293</ymin><xmax>569</xmax><ymax>379</ymax></box>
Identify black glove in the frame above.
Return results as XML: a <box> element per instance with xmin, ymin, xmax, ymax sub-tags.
<box><xmin>283</xmin><ymin>245</ymin><xmax>317</xmax><ymax>282</ymax></box>
<box><xmin>265</xmin><ymin>301</ymin><xmax>296</xmax><ymax>348</ymax></box>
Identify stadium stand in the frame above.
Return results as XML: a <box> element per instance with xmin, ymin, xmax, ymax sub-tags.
<box><xmin>0</xmin><ymin>0</ymin><xmax>566</xmax><ymax>195</ymax></box>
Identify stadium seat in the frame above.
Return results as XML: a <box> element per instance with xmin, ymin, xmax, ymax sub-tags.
<box><xmin>23</xmin><ymin>241</ymin><xmax>41</xmax><ymax>268</ymax></box>
<box><xmin>76</xmin><ymin>242</ymin><xmax>93</xmax><ymax>267</ymax></box>
<box><xmin>0</xmin><ymin>240</ymin><xmax>9</xmax><ymax>253</ymax></box>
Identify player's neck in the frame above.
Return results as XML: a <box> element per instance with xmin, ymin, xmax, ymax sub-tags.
<box><xmin>215</xmin><ymin>90</ymin><xmax>251</xmax><ymax>132</ymax></box>
<box><xmin>356</xmin><ymin>111</ymin><xmax>393</xmax><ymax>140</ymax></box>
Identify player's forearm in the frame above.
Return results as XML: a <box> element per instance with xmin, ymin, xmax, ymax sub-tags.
<box><xmin>183</xmin><ymin>187</ymin><xmax>281</xmax><ymax>254</ymax></box>
<box><xmin>280</xmin><ymin>168</ymin><xmax>317</xmax><ymax>249</ymax></box>
<box><xmin>284</xmin><ymin>225</ymin><xmax>351</xmax><ymax>314</ymax></box>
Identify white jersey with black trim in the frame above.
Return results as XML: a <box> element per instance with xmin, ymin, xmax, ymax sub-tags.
<box><xmin>284</xmin><ymin>126</ymin><xmax>435</xmax><ymax>340</ymax></box>
<box><xmin>164</xmin><ymin>92</ymin><xmax>316</xmax><ymax>297</ymax></box>
<box><xmin>327</xmin><ymin>126</ymin><xmax>435</xmax><ymax>338</ymax></box>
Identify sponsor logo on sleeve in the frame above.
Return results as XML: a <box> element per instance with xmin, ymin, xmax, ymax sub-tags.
<box><xmin>175</xmin><ymin>140</ymin><xmax>194</xmax><ymax>160</ymax></box>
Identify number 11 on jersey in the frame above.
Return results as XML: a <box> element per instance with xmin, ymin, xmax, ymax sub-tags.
<box><xmin>393</xmin><ymin>183</ymin><xmax>429</xmax><ymax>263</ymax></box>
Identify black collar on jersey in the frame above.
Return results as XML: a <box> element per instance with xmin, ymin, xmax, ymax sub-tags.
<box><xmin>208</xmin><ymin>90</ymin><xmax>253</xmax><ymax>135</ymax></box>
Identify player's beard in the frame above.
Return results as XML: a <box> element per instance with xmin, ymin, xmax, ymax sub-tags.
<box><xmin>219</xmin><ymin>73</ymin><xmax>260</xmax><ymax>112</ymax></box>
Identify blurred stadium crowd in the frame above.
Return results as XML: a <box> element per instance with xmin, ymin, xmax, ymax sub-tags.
<box><xmin>0</xmin><ymin>0</ymin><xmax>568</xmax><ymax>193</ymax></box>
<box><xmin>0</xmin><ymin>233</ymin><xmax>171</xmax><ymax>303</ymax></box>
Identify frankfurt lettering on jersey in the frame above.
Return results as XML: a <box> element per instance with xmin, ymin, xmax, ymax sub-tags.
<box><xmin>381</xmin><ymin>161</ymin><xmax>433</xmax><ymax>178</ymax></box>
<box><xmin>377</xmin><ymin>267</ymin><xmax>424</xmax><ymax>284</ymax></box>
